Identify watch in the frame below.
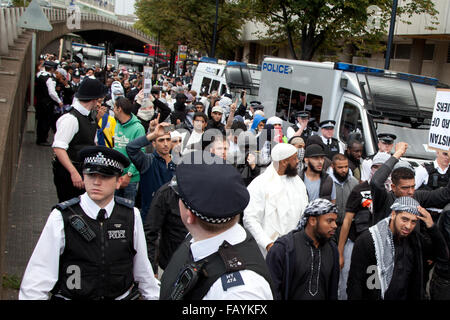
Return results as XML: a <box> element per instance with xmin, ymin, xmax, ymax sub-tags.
<box><xmin>127</xmin><ymin>171</ymin><xmax>133</xmax><ymax>177</ymax></box>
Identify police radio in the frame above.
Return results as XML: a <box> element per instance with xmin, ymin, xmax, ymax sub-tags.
<box><xmin>169</xmin><ymin>262</ymin><xmax>204</xmax><ymax>300</ymax></box>
<box><xmin>69</xmin><ymin>215</ymin><xmax>96</xmax><ymax>242</ymax></box>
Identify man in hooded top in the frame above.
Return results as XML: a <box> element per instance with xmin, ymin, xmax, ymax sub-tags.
<box><xmin>243</xmin><ymin>143</ymin><xmax>309</xmax><ymax>257</ymax></box>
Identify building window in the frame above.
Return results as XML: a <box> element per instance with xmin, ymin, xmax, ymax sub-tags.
<box><xmin>395</xmin><ymin>44</ymin><xmax>411</xmax><ymax>59</ymax></box>
<box><xmin>423</xmin><ymin>44</ymin><xmax>435</xmax><ymax>61</ymax></box>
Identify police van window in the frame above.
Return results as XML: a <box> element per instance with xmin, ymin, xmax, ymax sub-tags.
<box><xmin>211</xmin><ymin>80</ymin><xmax>220</xmax><ymax>93</ymax></box>
<box><xmin>288</xmin><ymin>90</ymin><xmax>306</xmax><ymax>123</ymax></box>
<box><xmin>201</xmin><ymin>77</ymin><xmax>212</xmax><ymax>93</ymax></box>
<box><xmin>276</xmin><ymin>87</ymin><xmax>291</xmax><ymax>121</ymax></box>
<box><xmin>220</xmin><ymin>84</ymin><xmax>227</xmax><ymax>96</ymax></box>
<box><xmin>339</xmin><ymin>102</ymin><xmax>364</xmax><ymax>146</ymax></box>
<box><xmin>306</xmin><ymin>94</ymin><xmax>323</xmax><ymax>124</ymax></box>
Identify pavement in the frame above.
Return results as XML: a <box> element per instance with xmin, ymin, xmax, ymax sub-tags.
<box><xmin>2</xmin><ymin>131</ymin><xmax>57</xmax><ymax>299</ymax></box>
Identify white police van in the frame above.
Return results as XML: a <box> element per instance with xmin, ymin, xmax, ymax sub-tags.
<box><xmin>258</xmin><ymin>57</ymin><xmax>446</xmax><ymax>163</ymax></box>
<box><xmin>191</xmin><ymin>58</ymin><xmax>260</xmax><ymax>101</ymax></box>
<box><xmin>191</xmin><ymin>58</ymin><xmax>230</xmax><ymax>96</ymax></box>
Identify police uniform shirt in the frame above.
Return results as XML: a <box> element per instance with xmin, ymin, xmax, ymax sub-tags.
<box><xmin>189</xmin><ymin>223</ymin><xmax>273</xmax><ymax>300</ymax></box>
<box><xmin>37</xmin><ymin>71</ymin><xmax>63</xmax><ymax>105</ymax></box>
<box><xmin>19</xmin><ymin>193</ymin><xmax>160</xmax><ymax>300</ymax></box>
<box><xmin>52</xmin><ymin>99</ymin><xmax>97</xmax><ymax>150</ymax></box>
<box><xmin>320</xmin><ymin>135</ymin><xmax>344</xmax><ymax>154</ymax></box>
<box><xmin>415</xmin><ymin>160</ymin><xmax>449</xmax><ymax>190</ymax></box>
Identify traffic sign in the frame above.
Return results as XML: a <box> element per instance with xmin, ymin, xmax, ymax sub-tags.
<box><xmin>17</xmin><ymin>0</ymin><xmax>53</xmax><ymax>31</ymax></box>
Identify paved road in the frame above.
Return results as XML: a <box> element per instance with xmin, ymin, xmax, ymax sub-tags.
<box><xmin>3</xmin><ymin>131</ymin><xmax>57</xmax><ymax>299</ymax></box>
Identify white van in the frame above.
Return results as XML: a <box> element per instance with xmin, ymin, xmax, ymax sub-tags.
<box><xmin>191</xmin><ymin>59</ymin><xmax>261</xmax><ymax>102</ymax></box>
<box><xmin>191</xmin><ymin>60</ymin><xmax>229</xmax><ymax>96</ymax></box>
<box><xmin>258</xmin><ymin>57</ymin><xmax>444</xmax><ymax>163</ymax></box>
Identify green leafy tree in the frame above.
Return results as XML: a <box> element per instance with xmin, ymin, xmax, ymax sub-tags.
<box><xmin>246</xmin><ymin>0</ymin><xmax>438</xmax><ymax>61</ymax></box>
<box><xmin>135</xmin><ymin>0</ymin><xmax>250</xmax><ymax>59</ymax></box>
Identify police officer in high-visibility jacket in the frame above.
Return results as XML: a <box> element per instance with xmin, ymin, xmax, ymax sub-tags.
<box><xmin>20</xmin><ymin>146</ymin><xmax>160</xmax><ymax>300</ymax></box>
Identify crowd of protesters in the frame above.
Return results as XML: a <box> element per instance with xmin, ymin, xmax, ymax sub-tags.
<box><xmin>19</xmin><ymin>51</ymin><xmax>450</xmax><ymax>301</ymax></box>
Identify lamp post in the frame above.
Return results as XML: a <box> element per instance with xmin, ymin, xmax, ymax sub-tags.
<box><xmin>384</xmin><ymin>0</ymin><xmax>398</xmax><ymax>70</ymax></box>
<box><xmin>210</xmin><ymin>0</ymin><xmax>219</xmax><ymax>58</ymax></box>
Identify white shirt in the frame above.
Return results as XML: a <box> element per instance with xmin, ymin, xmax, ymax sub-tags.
<box><xmin>38</xmin><ymin>71</ymin><xmax>62</xmax><ymax>105</ymax></box>
<box><xmin>243</xmin><ymin>163</ymin><xmax>309</xmax><ymax>256</ymax></box>
<box><xmin>415</xmin><ymin>160</ymin><xmax>449</xmax><ymax>189</ymax></box>
<box><xmin>19</xmin><ymin>193</ymin><xmax>160</xmax><ymax>300</ymax></box>
<box><xmin>52</xmin><ymin>99</ymin><xmax>96</xmax><ymax>150</ymax></box>
<box><xmin>190</xmin><ymin>224</ymin><xmax>273</xmax><ymax>300</ymax></box>
<box><xmin>320</xmin><ymin>135</ymin><xmax>345</xmax><ymax>154</ymax></box>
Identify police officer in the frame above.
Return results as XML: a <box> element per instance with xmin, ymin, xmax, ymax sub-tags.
<box><xmin>416</xmin><ymin>149</ymin><xmax>449</xmax><ymax>191</ymax></box>
<box><xmin>287</xmin><ymin>110</ymin><xmax>316</xmax><ymax>143</ymax></box>
<box><xmin>52</xmin><ymin>78</ymin><xmax>107</xmax><ymax>203</ymax></box>
<box><xmin>319</xmin><ymin>120</ymin><xmax>343</xmax><ymax>161</ymax></box>
<box><xmin>159</xmin><ymin>151</ymin><xmax>274</xmax><ymax>300</ymax></box>
<box><xmin>35</xmin><ymin>60</ymin><xmax>64</xmax><ymax>146</ymax></box>
<box><xmin>19</xmin><ymin>146</ymin><xmax>160</xmax><ymax>300</ymax></box>
<box><xmin>360</xmin><ymin>133</ymin><xmax>397</xmax><ymax>181</ymax></box>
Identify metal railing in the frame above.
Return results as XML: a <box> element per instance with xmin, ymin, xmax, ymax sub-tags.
<box><xmin>0</xmin><ymin>6</ymin><xmax>154</xmax><ymax>56</ymax></box>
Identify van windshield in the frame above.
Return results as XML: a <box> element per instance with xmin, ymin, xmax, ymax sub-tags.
<box><xmin>360</xmin><ymin>74</ymin><xmax>438</xmax><ymax>160</ymax></box>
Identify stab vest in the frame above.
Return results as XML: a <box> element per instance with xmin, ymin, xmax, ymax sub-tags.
<box><xmin>323</xmin><ymin>137</ymin><xmax>340</xmax><ymax>161</ymax></box>
<box><xmin>159</xmin><ymin>230</ymin><xmax>274</xmax><ymax>300</ymax></box>
<box><xmin>51</xmin><ymin>197</ymin><xmax>136</xmax><ymax>300</ymax></box>
<box><xmin>423</xmin><ymin>162</ymin><xmax>449</xmax><ymax>190</ymax></box>
<box><xmin>67</xmin><ymin>108</ymin><xmax>97</xmax><ymax>162</ymax></box>
<box><xmin>35</xmin><ymin>73</ymin><xmax>53</xmax><ymax>107</ymax></box>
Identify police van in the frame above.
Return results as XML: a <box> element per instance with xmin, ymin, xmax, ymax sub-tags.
<box><xmin>258</xmin><ymin>57</ymin><xmax>446</xmax><ymax>163</ymax></box>
<box><xmin>191</xmin><ymin>58</ymin><xmax>229</xmax><ymax>96</ymax></box>
<box><xmin>191</xmin><ymin>58</ymin><xmax>260</xmax><ymax>101</ymax></box>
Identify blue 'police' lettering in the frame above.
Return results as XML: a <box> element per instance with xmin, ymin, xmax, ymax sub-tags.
<box><xmin>221</xmin><ymin>272</ymin><xmax>244</xmax><ymax>291</ymax></box>
<box><xmin>262</xmin><ymin>63</ymin><xmax>290</xmax><ymax>74</ymax></box>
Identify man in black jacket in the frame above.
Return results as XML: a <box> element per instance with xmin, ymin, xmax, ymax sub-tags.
<box><xmin>371</xmin><ymin>142</ymin><xmax>450</xmax><ymax>224</ymax></box>
<box><xmin>266</xmin><ymin>198</ymin><xmax>340</xmax><ymax>300</ymax></box>
<box><xmin>347</xmin><ymin>197</ymin><xmax>448</xmax><ymax>300</ymax></box>
<box><xmin>144</xmin><ymin>182</ymin><xmax>188</xmax><ymax>277</ymax></box>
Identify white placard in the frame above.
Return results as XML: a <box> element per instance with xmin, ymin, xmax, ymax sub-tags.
<box><xmin>143</xmin><ymin>66</ymin><xmax>153</xmax><ymax>99</ymax></box>
<box><xmin>429</xmin><ymin>88</ymin><xmax>450</xmax><ymax>151</ymax></box>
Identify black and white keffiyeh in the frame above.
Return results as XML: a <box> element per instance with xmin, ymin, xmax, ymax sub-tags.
<box><xmin>390</xmin><ymin>196</ymin><xmax>420</xmax><ymax>216</ymax></box>
<box><xmin>296</xmin><ymin>198</ymin><xmax>337</xmax><ymax>230</ymax></box>
<box><xmin>369</xmin><ymin>197</ymin><xmax>420</xmax><ymax>299</ymax></box>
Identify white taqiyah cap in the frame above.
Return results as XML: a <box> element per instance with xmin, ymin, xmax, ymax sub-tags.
<box><xmin>271</xmin><ymin>143</ymin><xmax>298</xmax><ymax>161</ymax></box>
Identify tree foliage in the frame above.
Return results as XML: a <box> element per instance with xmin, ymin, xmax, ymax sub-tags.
<box><xmin>246</xmin><ymin>0</ymin><xmax>439</xmax><ymax>61</ymax></box>
<box><xmin>135</xmin><ymin>0</ymin><xmax>251</xmax><ymax>59</ymax></box>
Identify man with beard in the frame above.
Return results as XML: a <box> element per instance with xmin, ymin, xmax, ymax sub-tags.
<box><xmin>337</xmin><ymin>152</ymin><xmax>391</xmax><ymax>300</ymax></box>
<box><xmin>347</xmin><ymin>197</ymin><xmax>448</xmax><ymax>300</ymax></box>
<box><xmin>329</xmin><ymin>154</ymin><xmax>359</xmax><ymax>226</ymax></box>
<box><xmin>266</xmin><ymin>198</ymin><xmax>340</xmax><ymax>300</ymax></box>
<box><xmin>300</xmin><ymin>144</ymin><xmax>336</xmax><ymax>203</ymax></box>
<box><xmin>345</xmin><ymin>139</ymin><xmax>364</xmax><ymax>182</ymax></box>
<box><xmin>244</xmin><ymin>143</ymin><xmax>309</xmax><ymax>257</ymax></box>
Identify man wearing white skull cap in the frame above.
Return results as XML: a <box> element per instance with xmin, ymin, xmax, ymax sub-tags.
<box><xmin>244</xmin><ymin>142</ymin><xmax>309</xmax><ymax>256</ymax></box>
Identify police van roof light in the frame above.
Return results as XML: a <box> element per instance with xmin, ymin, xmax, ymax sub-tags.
<box><xmin>200</xmin><ymin>57</ymin><xmax>218</xmax><ymax>63</ymax></box>
<box><xmin>335</xmin><ymin>62</ymin><xmax>439</xmax><ymax>85</ymax></box>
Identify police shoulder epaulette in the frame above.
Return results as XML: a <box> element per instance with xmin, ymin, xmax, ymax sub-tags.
<box><xmin>53</xmin><ymin>197</ymin><xmax>80</xmax><ymax>211</ymax></box>
<box><xmin>114</xmin><ymin>196</ymin><xmax>135</xmax><ymax>209</ymax></box>
<box><xmin>221</xmin><ymin>271</ymin><xmax>245</xmax><ymax>291</ymax></box>
<box><xmin>65</xmin><ymin>105</ymin><xmax>74</xmax><ymax>112</ymax></box>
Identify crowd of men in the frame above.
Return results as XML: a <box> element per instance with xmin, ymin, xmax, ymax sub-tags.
<box><xmin>18</xmin><ymin>52</ymin><xmax>450</xmax><ymax>300</ymax></box>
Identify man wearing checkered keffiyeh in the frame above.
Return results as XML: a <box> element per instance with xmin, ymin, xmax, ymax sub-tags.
<box><xmin>347</xmin><ymin>196</ymin><xmax>448</xmax><ymax>300</ymax></box>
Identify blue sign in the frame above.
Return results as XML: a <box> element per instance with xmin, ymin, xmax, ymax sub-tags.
<box><xmin>262</xmin><ymin>62</ymin><xmax>292</xmax><ymax>74</ymax></box>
